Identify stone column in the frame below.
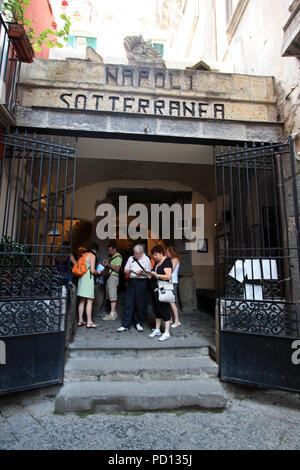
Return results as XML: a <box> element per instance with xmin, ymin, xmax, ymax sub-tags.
<box><xmin>174</xmin><ymin>203</ymin><xmax>198</xmax><ymax>313</ymax></box>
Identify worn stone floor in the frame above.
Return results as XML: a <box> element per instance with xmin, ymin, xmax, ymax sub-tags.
<box><xmin>71</xmin><ymin>291</ymin><xmax>216</xmax><ymax>351</ymax></box>
<box><xmin>1</xmin><ymin>293</ymin><xmax>300</xmax><ymax>451</ymax></box>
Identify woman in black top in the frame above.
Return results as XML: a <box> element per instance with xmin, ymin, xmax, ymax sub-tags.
<box><xmin>150</xmin><ymin>244</ymin><xmax>173</xmax><ymax>341</ymax></box>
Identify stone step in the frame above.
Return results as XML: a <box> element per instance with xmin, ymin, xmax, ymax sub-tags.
<box><xmin>64</xmin><ymin>355</ymin><xmax>219</xmax><ymax>382</ymax></box>
<box><xmin>55</xmin><ymin>379</ymin><xmax>228</xmax><ymax>414</ymax></box>
<box><xmin>68</xmin><ymin>345</ymin><xmax>211</xmax><ymax>359</ymax></box>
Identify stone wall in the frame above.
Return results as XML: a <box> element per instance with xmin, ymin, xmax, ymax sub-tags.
<box><xmin>16</xmin><ymin>59</ymin><xmax>283</xmax><ymax>142</ymax></box>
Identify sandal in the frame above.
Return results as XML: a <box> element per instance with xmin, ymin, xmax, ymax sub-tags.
<box><xmin>86</xmin><ymin>323</ymin><xmax>99</xmax><ymax>328</ymax></box>
<box><xmin>77</xmin><ymin>322</ymin><xmax>86</xmax><ymax>327</ymax></box>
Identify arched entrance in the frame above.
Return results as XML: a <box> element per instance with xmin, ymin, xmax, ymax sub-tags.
<box><xmin>1</xmin><ymin>58</ymin><xmax>299</xmax><ymax>401</ymax></box>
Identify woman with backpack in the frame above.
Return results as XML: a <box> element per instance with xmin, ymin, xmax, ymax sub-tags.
<box><xmin>76</xmin><ymin>243</ymin><xmax>100</xmax><ymax>328</ymax></box>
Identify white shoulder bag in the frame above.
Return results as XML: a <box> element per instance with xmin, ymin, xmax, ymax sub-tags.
<box><xmin>155</xmin><ymin>264</ymin><xmax>175</xmax><ymax>303</ymax></box>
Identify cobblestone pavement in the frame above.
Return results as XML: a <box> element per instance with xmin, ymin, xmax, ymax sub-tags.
<box><xmin>1</xmin><ymin>306</ymin><xmax>300</xmax><ymax>451</ymax></box>
<box><xmin>1</xmin><ymin>382</ymin><xmax>300</xmax><ymax>450</ymax></box>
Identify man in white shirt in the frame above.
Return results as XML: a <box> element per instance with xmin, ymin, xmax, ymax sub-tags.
<box><xmin>116</xmin><ymin>244</ymin><xmax>151</xmax><ymax>332</ymax></box>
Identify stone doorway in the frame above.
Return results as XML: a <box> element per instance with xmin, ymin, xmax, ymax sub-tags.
<box><xmin>69</xmin><ymin>136</ymin><xmax>218</xmax><ymax>350</ymax></box>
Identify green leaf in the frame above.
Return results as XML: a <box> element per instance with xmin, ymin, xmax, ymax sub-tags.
<box><xmin>33</xmin><ymin>44</ymin><xmax>41</xmax><ymax>52</ymax></box>
<box><xmin>2</xmin><ymin>0</ymin><xmax>72</xmax><ymax>50</ymax></box>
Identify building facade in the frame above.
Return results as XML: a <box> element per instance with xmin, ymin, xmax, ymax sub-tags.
<box><xmin>0</xmin><ymin>0</ymin><xmax>299</xmax><ymax>395</ymax></box>
<box><xmin>169</xmin><ymin>0</ymin><xmax>299</xmax><ymax>143</ymax></box>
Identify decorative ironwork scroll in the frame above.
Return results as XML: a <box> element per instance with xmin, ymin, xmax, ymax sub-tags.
<box><xmin>0</xmin><ymin>131</ymin><xmax>76</xmax><ymax>338</ymax></box>
<box><xmin>214</xmin><ymin>138</ymin><xmax>300</xmax><ymax>338</ymax></box>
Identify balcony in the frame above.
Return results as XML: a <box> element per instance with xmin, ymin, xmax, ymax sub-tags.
<box><xmin>282</xmin><ymin>2</ymin><xmax>300</xmax><ymax>57</ymax></box>
<box><xmin>0</xmin><ymin>14</ymin><xmax>23</xmax><ymax>128</ymax></box>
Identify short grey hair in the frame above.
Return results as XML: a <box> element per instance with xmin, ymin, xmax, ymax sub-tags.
<box><xmin>133</xmin><ymin>244</ymin><xmax>144</xmax><ymax>253</ymax></box>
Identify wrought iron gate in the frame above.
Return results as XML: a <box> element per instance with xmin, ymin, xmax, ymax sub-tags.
<box><xmin>0</xmin><ymin>131</ymin><xmax>76</xmax><ymax>394</ymax></box>
<box><xmin>214</xmin><ymin>137</ymin><xmax>300</xmax><ymax>392</ymax></box>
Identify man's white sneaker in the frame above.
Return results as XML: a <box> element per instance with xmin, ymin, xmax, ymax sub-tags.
<box><xmin>149</xmin><ymin>329</ymin><xmax>161</xmax><ymax>337</ymax></box>
<box><xmin>158</xmin><ymin>332</ymin><xmax>170</xmax><ymax>341</ymax></box>
<box><xmin>136</xmin><ymin>323</ymin><xmax>144</xmax><ymax>331</ymax></box>
<box><xmin>116</xmin><ymin>326</ymin><xmax>128</xmax><ymax>332</ymax></box>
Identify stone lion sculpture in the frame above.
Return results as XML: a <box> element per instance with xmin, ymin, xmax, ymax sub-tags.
<box><xmin>124</xmin><ymin>35</ymin><xmax>166</xmax><ymax>68</ymax></box>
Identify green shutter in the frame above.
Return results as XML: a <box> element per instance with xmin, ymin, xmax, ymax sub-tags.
<box><xmin>153</xmin><ymin>43</ymin><xmax>164</xmax><ymax>56</ymax></box>
<box><xmin>86</xmin><ymin>37</ymin><xmax>97</xmax><ymax>50</ymax></box>
<box><xmin>67</xmin><ymin>35</ymin><xmax>77</xmax><ymax>48</ymax></box>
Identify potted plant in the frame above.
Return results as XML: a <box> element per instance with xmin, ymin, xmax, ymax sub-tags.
<box><xmin>1</xmin><ymin>0</ymin><xmax>71</xmax><ymax>62</ymax></box>
<box><xmin>0</xmin><ymin>235</ymin><xmax>32</xmax><ymax>266</ymax></box>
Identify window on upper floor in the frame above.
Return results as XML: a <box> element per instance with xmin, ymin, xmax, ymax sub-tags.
<box><xmin>153</xmin><ymin>42</ymin><xmax>164</xmax><ymax>56</ymax></box>
<box><xmin>225</xmin><ymin>0</ymin><xmax>249</xmax><ymax>42</ymax></box>
<box><xmin>146</xmin><ymin>40</ymin><xmax>164</xmax><ymax>57</ymax></box>
<box><xmin>225</xmin><ymin>0</ymin><xmax>233</xmax><ymax>25</ymax></box>
<box><xmin>66</xmin><ymin>35</ymin><xmax>76</xmax><ymax>48</ymax></box>
<box><xmin>86</xmin><ymin>37</ymin><xmax>97</xmax><ymax>50</ymax></box>
<box><xmin>225</xmin><ymin>0</ymin><xmax>243</xmax><ymax>25</ymax></box>
<box><xmin>67</xmin><ymin>35</ymin><xmax>97</xmax><ymax>51</ymax></box>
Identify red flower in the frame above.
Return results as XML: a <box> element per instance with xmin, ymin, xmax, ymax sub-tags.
<box><xmin>52</xmin><ymin>21</ymin><xmax>57</xmax><ymax>30</ymax></box>
<box><xmin>61</xmin><ymin>0</ymin><xmax>68</xmax><ymax>7</ymax></box>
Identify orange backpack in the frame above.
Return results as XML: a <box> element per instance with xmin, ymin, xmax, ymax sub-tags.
<box><xmin>72</xmin><ymin>252</ymin><xmax>89</xmax><ymax>277</ymax></box>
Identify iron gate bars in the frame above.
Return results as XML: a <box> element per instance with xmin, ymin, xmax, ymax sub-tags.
<box><xmin>214</xmin><ymin>138</ymin><xmax>300</xmax><ymax>339</ymax></box>
<box><xmin>0</xmin><ymin>131</ymin><xmax>76</xmax><ymax>337</ymax></box>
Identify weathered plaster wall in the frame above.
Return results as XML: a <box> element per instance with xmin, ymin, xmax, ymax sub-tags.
<box><xmin>25</xmin><ymin>0</ymin><xmax>55</xmax><ymax>59</ymax></box>
<box><xmin>219</xmin><ymin>0</ymin><xmax>299</xmax><ymax>141</ymax></box>
<box><xmin>70</xmin><ymin>179</ymin><xmax>191</xmax><ymax>221</ymax></box>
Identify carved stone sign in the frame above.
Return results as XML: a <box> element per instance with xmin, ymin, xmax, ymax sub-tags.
<box><xmin>19</xmin><ymin>61</ymin><xmax>278</xmax><ymax>125</ymax></box>
<box><xmin>104</xmin><ymin>65</ymin><xmax>196</xmax><ymax>89</ymax></box>
<box><xmin>59</xmin><ymin>91</ymin><xmax>225</xmax><ymax>119</ymax></box>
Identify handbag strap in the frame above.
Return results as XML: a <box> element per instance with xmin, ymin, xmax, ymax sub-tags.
<box><xmin>133</xmin><ymin>257</ymin><xmax>145</xmax><ymax>271</ymax></box>
<box><xmin>111</xmin><ymin>253</ymin><xmax>122</xmax><ymax>261</ymax></box>
<box><xmin>108</xmin><ymin>253</ymin><xmax>122</xmax><ymax>276</ymax></box>
<box><xmin>155</xmin><ymin>260</ymin><xmax>172</xmax><ymax>282</ymax></box>
<box><xmin>82</xmin><ymin>252</ymin><xmax>93</xmax><ymax>279</ymax></box>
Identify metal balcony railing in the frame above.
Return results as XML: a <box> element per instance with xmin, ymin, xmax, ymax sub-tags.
<box><xmin>0</xmin><ymin>13</ymin><xmax>22</xmax><ymax>125</ymax></box>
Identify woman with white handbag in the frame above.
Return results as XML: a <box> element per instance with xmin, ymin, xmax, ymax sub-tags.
<box><xmin>149</xmin><ymin>244</ymin><xmax>174</xmax><ymax>341</ymax></box>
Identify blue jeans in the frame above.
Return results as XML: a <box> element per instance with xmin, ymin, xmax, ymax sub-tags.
<box><xmin>122</xmin><ymin>279</ymin><xmax>148</xmax><ymax>329</ymax></box>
